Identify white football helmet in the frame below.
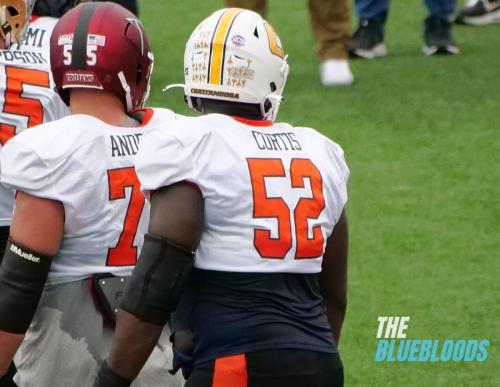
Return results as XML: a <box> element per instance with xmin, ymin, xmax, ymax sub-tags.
<box><xmin>176</xmin><ymin>8</ymin><xmax>289</xmax><ymax>121</ymax></box>
<box><xmin>0</xmin><ymin>0</ymin><xmax>36</xmax><ymax>48</ymax></box>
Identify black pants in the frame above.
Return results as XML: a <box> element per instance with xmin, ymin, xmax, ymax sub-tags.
<box><xmin>185</xmin><ymin>349</ymin><xmax>343</xmax><ymax>387</ymax></box>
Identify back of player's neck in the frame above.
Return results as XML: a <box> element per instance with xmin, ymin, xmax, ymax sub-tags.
<box><xmin>69</xmin><ymin>89</ymin><xmax>129</xmax><ymax>126</ymax></box>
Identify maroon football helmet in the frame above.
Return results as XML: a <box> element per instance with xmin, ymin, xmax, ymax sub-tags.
<box><xmin>51</xmin><ymin>2</ymin><xmax>153</xmax><ymax>112</ymax></box>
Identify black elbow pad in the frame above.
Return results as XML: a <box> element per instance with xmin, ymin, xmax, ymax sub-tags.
<box><xmin>120</xmin><ymin>233</ymin><xmax>194</xmax><ymax>326</ymax></box>
<box><xmin>0</xmin><ymin>239</ymin><xmax>53</xmax><ymax>334</ymax></box>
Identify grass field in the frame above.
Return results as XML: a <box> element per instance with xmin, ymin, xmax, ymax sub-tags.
<box><xmin>140</xmin><ymin>1</ymin><xmax>499</xmax><ymax>385</ymax></box>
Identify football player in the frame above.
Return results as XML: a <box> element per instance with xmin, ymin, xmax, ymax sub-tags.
<box><xmin>0</xmin><ymin>3</ymin><xmax>181</xmax><ymax>387</ymax></box>
<box><xmin>0</xmin><ymin>0</ymin><xmax>69</xmax><ymax>259</ymax></box>
<box><xmin>0</xmin><ymin>1</ymin><xmax>71</xmax><ymax>385</ymax></box>
<box><xmin>95</xmin><ymin>8</ymin><xmax>349</xmax><ymax>387</ymax></box>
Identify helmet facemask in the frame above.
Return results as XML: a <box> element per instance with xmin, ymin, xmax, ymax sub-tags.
<box><xmin>0</xmin><ymin>0</ymin><xmax>35</xmax><ymax>48</ymax></box>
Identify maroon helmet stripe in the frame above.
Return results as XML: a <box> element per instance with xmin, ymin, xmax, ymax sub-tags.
<box><xmin>71</xmin><ymin>2</ymin><xmax>99</xmax><ymax>69</ymax></box>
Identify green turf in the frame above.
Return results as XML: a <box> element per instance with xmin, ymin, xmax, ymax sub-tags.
<box><xmin>140</xmin><ymin>1</ymin><xmax>499</xmax><ymax>385</ymax></box>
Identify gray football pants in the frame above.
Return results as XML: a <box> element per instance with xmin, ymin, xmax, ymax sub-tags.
<box><xmin>13</xmin><ymin>279</ymin><xmax>183</xmax><ymax>387</ymax></box>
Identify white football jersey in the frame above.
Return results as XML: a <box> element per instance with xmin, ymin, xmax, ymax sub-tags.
<box><xmin>0</xmin><ymin>108</ymin><xmax>177</xmax><ymax>284</ymax></box>
<box><xmin>0</xmin><ymin>16</ymin><xmax>69</xmax><ymax>226</ymax></box>
<box><xmin>136</xmin><ymin>114</ymin><xmax>349</xmax><ymax>274</ymax></box>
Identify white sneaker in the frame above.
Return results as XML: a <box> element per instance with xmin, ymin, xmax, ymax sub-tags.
<box><xmin>320</xmin><ymin>59</ymin><xmax>354</xmax><ymax>86</ymax></box>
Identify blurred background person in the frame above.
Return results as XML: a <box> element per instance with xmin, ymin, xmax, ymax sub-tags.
<box><xmin>455</xmin><ymin>0</ymin><xmax>500</xmax><ymax>25</ymax></box>
<box><xmin>111</xmin><ymin>0</ymin><xmax>138</xmax><ymax>15</ymax></box>
<box><xmin>350</xmin><ymin>0</ymin><xmax>459</xmax><ymax>58</ymax></box>
<box><xmin>35</xmin><ymin>0</ymin><xmax>138</xmax><ymax>15</ymax></box>
<box><xmin>225</xmin><ymin>0</ymin><xmax>353</xmax><ymax>86</ymax></box>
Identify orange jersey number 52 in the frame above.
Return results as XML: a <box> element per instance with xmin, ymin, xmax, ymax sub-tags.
<box><xmin>247</xmin><ymin>158</ymin><xmax>325</xmax><ymax>260</ymax></box>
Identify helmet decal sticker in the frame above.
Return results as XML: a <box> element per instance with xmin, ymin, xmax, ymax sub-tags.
<box><xmin>231</xmin><ymin>34</ymin><xmax>246</xmax><ymax>47</ymax></box>
<box><xmin>208</xmin><ymin>8</ymin><xmax>243</xmax><ymax>85</ymax></box>
<box><xmin>264</xmin><ymin>22</ymin><xmax>284</xmax><ymax>58</ymax></box>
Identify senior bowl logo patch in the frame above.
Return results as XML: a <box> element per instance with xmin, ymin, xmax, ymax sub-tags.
<box><xmin>231</xmin><ymin>34</ymin><xmax>246</xmax><ymax>47</ymax></box>
<box><xmin>58</xmin><ymin>34</ymin><xmax>73</xmax><ymax>45</ymax></box>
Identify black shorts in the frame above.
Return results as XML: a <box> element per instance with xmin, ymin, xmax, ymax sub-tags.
<box><xmin>185</xmin><ymin>349</ymin><xmax>343</xmax><ymax>387</ymax></box>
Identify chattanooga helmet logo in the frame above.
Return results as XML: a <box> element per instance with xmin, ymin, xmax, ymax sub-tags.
<box><xmin>191</xmin><ymin>88</ymin><xmax>239</xmax><ymax>99</ymax></box>
<box><xmin>375</xmin><ymin>316</ymin><xmax>490</xmax><ymax>362</ymax></box>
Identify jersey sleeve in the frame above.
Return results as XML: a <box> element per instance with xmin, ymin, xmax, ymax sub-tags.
<box><xmin>326</xmin><ymin>140</ymin><xmax>350</xmax><ymax>221</ymax></box>
<box><xmin>0</xmin><ymin>123</ymin><xmax>98</xmax><ymax>206</ymax></box>
<box><xmin>135</xmin><ymin>125</ymin><xmax>196</xmax><ymax>196</ymax></box>
<box><xmin>330</xmin><ymin>141</ymin><xmax>350</xmax><ymax>185</ymax></box>
<box><xmin>0</xmin><ymin>138</ymin><xmax>58</xmax><ymax>199</ymax></box>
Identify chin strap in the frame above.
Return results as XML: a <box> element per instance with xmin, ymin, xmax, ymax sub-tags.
<box><xmin>162</xmin><ymin>84</ymin><xmax>185</xmax><ymax>93</ymax></box>
<box><xmin>262</xmin><ymin>93</ymin><xmax>284</xmax><ymax>122</ymax></box>
<box><xmin>118</xmin><ymin>71</ymin><xmax>133</xmax><ymax>112</ymax></box>
<box><xmin>163</xmin><ymin>83</ymin><xmax>192</xmax><ymax>107</ymax></box>
<box><xmin>264</xmin><ymin>55</ymin><xmax>289</xmax><ymax>121</ymax></box>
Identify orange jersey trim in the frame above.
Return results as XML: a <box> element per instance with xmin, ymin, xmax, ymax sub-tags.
<box><xmin>230</xmin><ymin>116</ymin><xmax>273</xmax><ymax>127</ymax></box>
<box><xmin>213</xmin><ymin>354</ymin><xmax>248</xmax><ymax>387</ymax></box>
<box><xmin>134</xmin><ymin>108</ymin><xmax>154</xmax><ymax>127</ymax></box>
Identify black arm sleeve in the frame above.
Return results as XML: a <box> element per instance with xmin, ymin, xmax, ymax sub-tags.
<box><xmin>120</xmin><ymin>233</ymin><xmax>194</xmax><ymax>326</ymax></box>
<box><xmin>0</xmin><ymin>239</ymin><xmax>53</xmax><ymax>333</ymax></box>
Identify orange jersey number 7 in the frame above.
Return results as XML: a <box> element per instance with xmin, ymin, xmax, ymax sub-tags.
<box><xmin>106</xmin><ymin>167</ymin><xmax>145</xmax><ymax>266</ymax></box>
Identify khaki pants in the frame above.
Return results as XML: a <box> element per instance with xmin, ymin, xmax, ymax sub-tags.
<box><xmin>225</xmin><ymin>0</ymin><xmax>350</xmax><ymax>59</ymax></box>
